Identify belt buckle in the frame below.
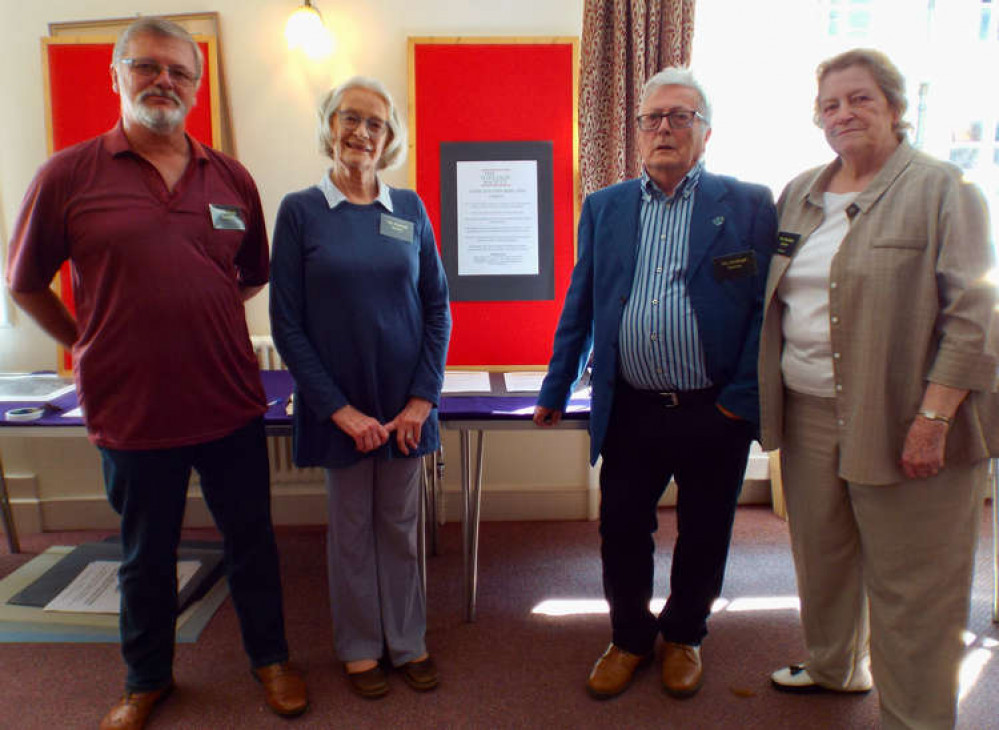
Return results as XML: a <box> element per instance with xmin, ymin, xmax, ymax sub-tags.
<box><xmin>659</xmin><ymin>391</ymin><xmax>680</xmax><ymax>407</ymax></box>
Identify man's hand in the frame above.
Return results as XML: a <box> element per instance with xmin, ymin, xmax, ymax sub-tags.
<box><xmin>533</xmin><ymin>406</ymin><xmax>562</xmax><ymax>428</ymax></box>
<box><xmin>385</xmin><ymin>398</ymin><xmax>434</xmax><ymax>455</ymax></box>
<box><xmin>331</xmin><ymin>404</ymin><xmax>390</xmax><ymax>453</ymax></box>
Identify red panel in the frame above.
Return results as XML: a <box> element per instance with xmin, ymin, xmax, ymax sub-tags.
<box><xmin>414</xmin><ymin>43</ymin><xmax>576</xmax><ymax>367</ymax></box>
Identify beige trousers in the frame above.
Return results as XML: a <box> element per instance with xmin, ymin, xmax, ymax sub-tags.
<box><xmin>781</xmin><ymin>390</ymin><xmax>985</xmax><ymax>730</ymax></box>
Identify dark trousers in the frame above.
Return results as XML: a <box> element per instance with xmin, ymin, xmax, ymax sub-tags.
<box><xmin>599</xmin><ymin>381</ymin><xmax>752</xmax><ymax>654</ymax></box>
<box><xmin>100</xmin><ymin>417</ymin><xmax>289</xmax><ymax>692</ymax></box>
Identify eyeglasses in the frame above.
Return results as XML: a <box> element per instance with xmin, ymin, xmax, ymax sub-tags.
<box><xmin>636</xmin><ymin>109</ymin><xmax>707</xmax><ymax>132</ymax></box>
<box><xmin>336</xmin><ymin>110</ymin><xmax>388</xmax><ymax>138</ymax></box>
<box><xmin>119</xmin><ymin>58</ymin><xmax>198</xmax><ymax>87</ymax></box>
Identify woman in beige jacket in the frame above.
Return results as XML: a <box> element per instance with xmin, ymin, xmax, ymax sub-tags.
<box><xmin>759</xmin><ymin>49</ymin><xmax>996</xmax><ymax>730</ymax></box>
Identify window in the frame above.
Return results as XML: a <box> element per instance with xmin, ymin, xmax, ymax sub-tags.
<box><xmin>694</xmin><ymin>0</ymin><xmax>999</xmax><ymax>249</ymax></box>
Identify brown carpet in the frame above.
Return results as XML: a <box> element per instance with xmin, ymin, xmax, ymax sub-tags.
<box><xmin>0</xmin><ymin>505</ymin><xmax>996</xmax><ymax>729</ymax></box>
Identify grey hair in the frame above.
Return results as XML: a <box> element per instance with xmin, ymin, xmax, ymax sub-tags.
<box><xmin>112</xmin><ymin>17</ymin><xmax>203</xmax><ymax>81</ymax></box>
<box><xmin>814</xmin><ymin>48</ymin><xmax>911</xmax><ymax>140</ymax></box>
<box><xmin>641</xmin><ymin>67</ymin><xmax>712</xmax><ymax>125</ymax></box>
<box><xmin>317</xmin><ymin>76</ymin><xmax>407</xmax><ymax>170</ymax></box>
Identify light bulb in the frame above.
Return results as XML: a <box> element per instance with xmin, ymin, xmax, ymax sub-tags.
<box><xmin>285</xmin><ymin>3</ymin><xmax>334</xmax><ymax>59</ymax></box>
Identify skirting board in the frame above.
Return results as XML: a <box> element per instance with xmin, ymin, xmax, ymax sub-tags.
<box><xmin>3</xmin><ymin>478</ymin><xmax>775</xmax><ymax>533</ymax></box>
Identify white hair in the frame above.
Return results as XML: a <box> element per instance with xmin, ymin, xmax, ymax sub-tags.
<box><xmin>641</xmin><ymin>67</ymin><xmax>712</xmax><ymax>125</ymax></box>
<box><xmin>317</xmin><ymin>76</ymin><xmax>407</xmax><ymax>170</ymax></box>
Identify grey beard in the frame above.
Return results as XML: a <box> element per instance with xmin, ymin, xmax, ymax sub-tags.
<box><xmin>136</xmin><ymin>105</ymin><xmax>184</xmax><ymax>133</ymax></box>
<box><xmin>125</xmin><ymin>93</ymin><xmax>187</xmax><ymax>134</ymax></box>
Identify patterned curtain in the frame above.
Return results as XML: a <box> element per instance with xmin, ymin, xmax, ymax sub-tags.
<box><xmin>579</xmin><ymin>0</ymin><xmax>696</xmax><ymax>197</ymax></box>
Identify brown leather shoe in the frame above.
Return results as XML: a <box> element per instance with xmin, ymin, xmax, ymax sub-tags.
<box><xmin>401</xmin><ymin>656</ymin><xmax>439</xmax><ymax>692</ymax></box>
<box><xmin>253</xmin><ymin>662</ymin><xmax>309</xmax><ymax>717</ymax></box>
<box><xmin>661</xmin><ymin>642</ymin><xmax>703</xmax><ymax>698</ymax></box>
<box><xmin>586</xmin><ymin>643</ymin><xmax>651</xmax><ymax>699</ymax></box>
<box><xmin>345</xmin><ymin>664</ymin><xmax>390</xmax><ymax>699</ymax></box>
<box><xmin>99</xmin><ymin>684</ymin><xmax>173</xmax><ymax>730</ymax></box>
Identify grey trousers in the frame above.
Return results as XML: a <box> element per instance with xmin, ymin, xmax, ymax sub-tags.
<box><xmin>781</xmin><ymin>390</ymin><xmax>984</xmax><ymax>730</ymax></box>
<box><xmin>324</xmin><ymin>457</ymin><xmax>426</xmax><ymax>666</ymax></box>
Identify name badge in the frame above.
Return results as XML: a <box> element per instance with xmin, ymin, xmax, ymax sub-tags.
<box><xmin>209</xmin><ymin>204</ymin><xmax>246</xmax><ymax>231</ymax></box>
<box><xmin>380</xmin><ymin>214</ymin><xmax>414</xmax><ymax>243</ymax></box>
<box><xmin>712</xmin><ymin>250</ymin><xmax>758</xmax><ymax>281</ymax></box>
<box><xmin>776</xmin><ymin>231</ymin><xmax>801</xmax><ymax>257</ymax></box>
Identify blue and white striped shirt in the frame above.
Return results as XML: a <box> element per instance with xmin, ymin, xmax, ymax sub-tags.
<box><xmin>618</xmin><ymin>163</ymin><xmax>712</xmax><ymax>391</ymax></box>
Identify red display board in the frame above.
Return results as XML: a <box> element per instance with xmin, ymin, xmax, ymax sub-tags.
<box><xmin>42</xmin><ymin>37</ymin><xmax>222</xmax><ymax>372</ymax></box>
<box><xmin>409</xmin><ymin>38</ymin><xmax>579</xmax><ymax>368</ymax></box>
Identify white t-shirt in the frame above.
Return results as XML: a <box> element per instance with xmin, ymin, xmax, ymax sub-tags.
<box><xmin>777</xmin><ymin>191</ymin><xmax>858</xmax><ymax>397</ymax></box>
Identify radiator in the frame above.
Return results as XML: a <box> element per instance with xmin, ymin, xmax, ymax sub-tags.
<box><xmin>250</xmin><ymin>336</ymin><xmax>323</xmax><ymax>484</ymax></box>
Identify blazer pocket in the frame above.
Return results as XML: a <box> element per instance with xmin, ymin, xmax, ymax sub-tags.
<box><xmin>871</xmin><ymin>236</ymin><xmax>926</xmax><ymax>250</ymax></box>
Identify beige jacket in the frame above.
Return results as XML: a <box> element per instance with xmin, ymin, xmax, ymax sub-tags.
<box><xmin>759</xmin><ymin>142</ymin><xmax>998</xmax><ymax>484</ymax></box>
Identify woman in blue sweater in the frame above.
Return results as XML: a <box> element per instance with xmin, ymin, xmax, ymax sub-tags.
<box><xmin>269</xmin><ymin>77</ymin><xmax>451</xmax><ymax>699</ymax></box>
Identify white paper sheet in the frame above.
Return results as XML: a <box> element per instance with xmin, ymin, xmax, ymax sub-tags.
<box><xmin>0</xmin><ymin>374</ymin><xmax>74</xmax><ymax>402</ymax></box>
<box><xmin>442</xmin><ymin>371</ymin><xmax>492</xmax><ymax>393</ymax></box>
<box><xmin>503</xmin><ymin>372</ymin><xmax>548</xmax><ymax>392</ymax></box>
<box><xmin>44</xmin><ymin>560</ymin><xmax>200</xmax><ymax>614</ymax></box>
<box><xmin>456</xmin><ymin>160</ymin><xmax>539</xmax><ymax>276</ymax></box>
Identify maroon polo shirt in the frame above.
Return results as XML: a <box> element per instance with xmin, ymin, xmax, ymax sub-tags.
<box><xmin>7</xmin><ymin>123</ymin><xmax>267</xmax><ymax>449</ymax></box>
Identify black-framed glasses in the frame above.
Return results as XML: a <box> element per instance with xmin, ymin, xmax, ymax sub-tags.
<box><xmin>119</xmin><ymin>58</ymin><xmax>198</xmax><ymax>87</ymax></box>
<box><xmin>636</xmin><ymin>109</ymin><xmax>707</xmax><ymax>132</ymax></box>
<box><xmin>336</xmin><ymin>110</ymin><xmax>388</xmax><ymax>138</ymax></box>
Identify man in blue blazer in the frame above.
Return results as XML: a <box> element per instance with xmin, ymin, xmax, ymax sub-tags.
<box><xmin>535</xmin><ymin>68</ymin><xmax>775</xmax><ymax>701</ymax></box>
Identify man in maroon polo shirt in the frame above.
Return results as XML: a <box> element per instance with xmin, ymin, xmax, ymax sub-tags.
<box><xmin>6</xmin><ymin>17</ymin><xmax>307</xmax><ymax>730</ymax></box>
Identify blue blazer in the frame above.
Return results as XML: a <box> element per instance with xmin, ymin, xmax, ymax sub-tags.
<box><xmin>537</xmin><ymin>172</ymin><xmax>776</xmax><ymax>464</ymax></box>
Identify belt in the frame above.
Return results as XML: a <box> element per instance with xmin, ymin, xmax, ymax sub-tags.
<box><xmin>621</xmin><ymin>381</ymin><xmax>719</xmax><ymax>408</ymax></box>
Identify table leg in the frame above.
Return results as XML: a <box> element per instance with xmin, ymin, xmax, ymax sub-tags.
<box><xmin>421</xmin><ymin>454</ymin><xmax>436</xmax><ymax>559</ymax></box>
<box><xmin>468</xmin><ymin>431</ymin><xmax>484</xmax><ymax>622</ymax></box>
<box><xmin>460</xmin><ymin>430</ymin><xmax>472</xmax><ymax>621</ymax></box>
<box><xmin>0</xmin><ymin>449</ymin><xmax>21</xmax><ymax>554</ymax></box>
<box><xmin>460</xmin><ymin>429</ymin><xmax>486</xmax><ymax>622</ymax></box>
<box><xmin>431</xmin><ymin>446</ymin><xmax>443</xmax><ymax>556</ymax></box>
<box><xmin>418</xmin><ymin>461</ymin><xmax>427</xmax><ymax>600</ymax></box>
<box><xmin>992</xmin><ymin>459</ymin><xmax>997</xmax><ymax>623</ymax></box>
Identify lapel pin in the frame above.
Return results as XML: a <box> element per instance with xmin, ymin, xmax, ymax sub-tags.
<box><xmin>712</xmin><ymin>216</ymin><xmax>725</xmax><ymax>226</ymax></box>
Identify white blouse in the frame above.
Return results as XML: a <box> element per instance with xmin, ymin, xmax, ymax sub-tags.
<box><xmin>777</xmin><ymin>191</ymin><xmax>858</xmax><ymax>397</ymax></box>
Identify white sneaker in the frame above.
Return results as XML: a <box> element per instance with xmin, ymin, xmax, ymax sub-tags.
<box><xmin>770</xmin><ymin>663</ymin><xmax>872</xmax><ymax>694</ymax></box>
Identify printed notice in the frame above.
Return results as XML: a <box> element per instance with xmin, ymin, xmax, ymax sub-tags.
<box><xmin>443</xmin><ymin>371</ymin><xmax>492</xmax><ymax>393</ymax></box>
<box><xmin>503</xmin><ymin>372</ymin><xmax>548</xmax><ymax>393</ymax></box>
<box><xmin>0</xmin><ymin>374</ymin><xmax>74</xmax><ymax>402</ymax></box>
<box><xmin>44</xmin><ymin>560</ymin><xmax>201</xmax><ymax>614</ymax></box>
<box><xmin>456</xmin><ymin>160</ymin><xmax>539</xmax><ymax>276</ymax></box>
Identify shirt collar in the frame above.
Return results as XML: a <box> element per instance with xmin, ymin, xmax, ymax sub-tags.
<box><xmin>803</xmin><ymin>141</ymin><xmax>916</xmax><ymax>213</ymax></box>
<box><xmin>640</xmin><ymin>160</ymin><xmax>704</xmax><ymax>202</ymax></box>
<box><xmin>103</xmin><ymin>119</ymin><xmax>208</xmax><ymax>162</ymax></box>
<box><xmin>318</xmin><ymin>171</ymin><xmax>394</xmax><ymax>212</ymax></box>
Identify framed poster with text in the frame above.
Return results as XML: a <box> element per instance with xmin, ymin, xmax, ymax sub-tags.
<box><xmin>409</xmin><ymin>37</ymin><xmax>579</xmax><ymax>369</ymax></box>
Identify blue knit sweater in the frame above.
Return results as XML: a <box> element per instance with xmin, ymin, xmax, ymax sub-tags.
<box><xmin>269</xmin><ymin>185</ymin><xmax>451</xmax><ymax>467</ymax></box>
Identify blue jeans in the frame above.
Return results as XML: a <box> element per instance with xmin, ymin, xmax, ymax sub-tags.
<box><xmin>100</xmin><ymin>417</ymin><xmax>289</xmax><ymax>691</ymax></box>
